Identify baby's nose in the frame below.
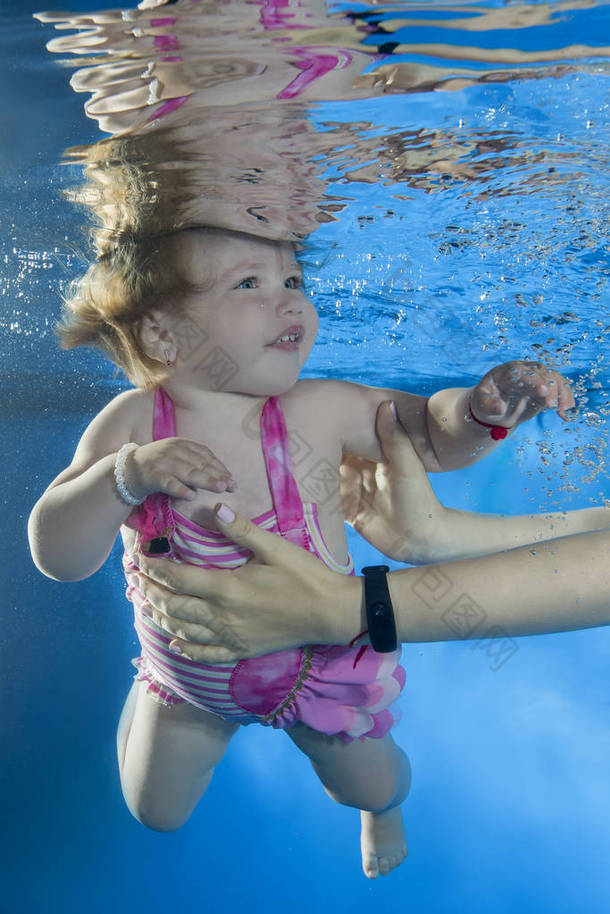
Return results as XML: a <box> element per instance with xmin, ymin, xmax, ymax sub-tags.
<box><xmin>276</xmin><ymin>291</ymin><xmax>303</xmax><ymax>314</ymax></box>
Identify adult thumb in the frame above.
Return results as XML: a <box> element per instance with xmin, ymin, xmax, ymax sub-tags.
<box><xmin>375</xmin><ymin>400</ymin><xmax>423</xmax><ymax>470</ymax></box>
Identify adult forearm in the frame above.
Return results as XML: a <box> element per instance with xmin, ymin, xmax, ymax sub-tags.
<box><xmin>416</xmin><ymin>504</ymin><xmax>610</xmax><ymax>562</ymax></box>
<box><xmin>340</xmin><ymin>529</ymin><xmax>610</xmax><ymax>645</ymax></box>
<box><xmin>28</xmin><ymin>453</ymin><xmax>131</xmax><ymax>581</ymax></box>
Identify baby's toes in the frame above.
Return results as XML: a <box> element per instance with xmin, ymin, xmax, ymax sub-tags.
<box><xmin>363</xmin><ymin>854</ymin><xmax>380</xmax><ymax>879</ymax></box>
<box><xmin>378</xmin><ymin>855</ymin><xmax>392</xmax><ymax>877</ymax></box>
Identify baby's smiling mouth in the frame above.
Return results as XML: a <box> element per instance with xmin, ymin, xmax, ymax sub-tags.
<box><xmin>266</xmin><ymin>325</ymin><xmax>305</xmax><ymax>348</ymax></box>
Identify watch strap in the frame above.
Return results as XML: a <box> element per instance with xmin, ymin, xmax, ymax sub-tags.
<box><xmin>362</xmin><ymin>564</ymin><xmax>397</xmax><ymax>653</ymax></box>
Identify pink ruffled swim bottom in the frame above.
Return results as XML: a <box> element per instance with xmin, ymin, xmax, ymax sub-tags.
<box><xmin>133</xmin><ymin>641</ymin><xmax>405</xmax><ymax>743</ymax></box>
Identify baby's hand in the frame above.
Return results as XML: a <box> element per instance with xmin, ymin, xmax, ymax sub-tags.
<box><xmin>126</xmin><ymin>438</ymin><xmax>236</xmax><ymax>501</ymax></box>
<box><xmin>470</xmin><ymin>360</ymin><xmax>575</xmax><ymax>428</ymax></box>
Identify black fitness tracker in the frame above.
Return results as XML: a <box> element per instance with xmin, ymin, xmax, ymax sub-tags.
<box><xmin>362</xmin><ymin>565</ymin><xmax>397</xmax><ymax>653</ymax></box>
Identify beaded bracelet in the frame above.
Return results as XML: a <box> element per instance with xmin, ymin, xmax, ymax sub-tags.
<box><xmin>114</xmin><ymin>443</ymin><xmax>145</xmax><ymax>506</ymax></box>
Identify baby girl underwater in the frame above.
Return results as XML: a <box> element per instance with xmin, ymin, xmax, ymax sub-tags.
<box><xmin>28</xmin><ymin>225</ymin><xmax>576</xmax><ymax>879</ymax></box>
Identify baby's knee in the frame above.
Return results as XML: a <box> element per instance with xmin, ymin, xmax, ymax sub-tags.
<box><xmin>121</xmin><ymin>774</ymin><xmax>203</xmax><ymax>833</ymax></box>
<box><xmin>351</xmin><ymin>782</ymin><xmax>402</xmax><ymax>813</ymax></box>
<box><xmin>346</xmin><ymin>747</ymin><xmax>412</xmax><ymax>812</ymax></box>
<box><xmin>327</xmin><ymin>778</ymin><xmax>398</xmax><ymax>813</ymax></box>
<box><xmin>394</xmin><ymin>747</ymin><xmax>412</xmax><ymax>805</ymax></box>
<box><xmin>127</xmin><ymin>796</ymin><xmax>190</xmax><ymax>833</ymax></box>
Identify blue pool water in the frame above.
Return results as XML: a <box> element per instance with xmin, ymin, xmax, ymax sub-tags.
<box><xmin>3</xmin><ymin>1</ymin><xmax>610</xmax><ymax>912</ymax></box>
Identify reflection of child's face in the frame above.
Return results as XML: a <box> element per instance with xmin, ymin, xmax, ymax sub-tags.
<box><xmin>171</xmin><ymin>231</ymin><xmax>318</xmax><ymax>396</ymax></box>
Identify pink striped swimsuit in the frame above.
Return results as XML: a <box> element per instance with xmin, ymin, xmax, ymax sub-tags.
<box><xmin>123</xmin><ymin>388</ymin><xmax>405</xmax><ymax>742</ymax></box>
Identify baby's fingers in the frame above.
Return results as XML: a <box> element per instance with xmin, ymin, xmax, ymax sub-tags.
<box><xmin>523</xmin><ymin>373</ymin><xmax>573</xmax><ymax>416</ymax></box>
<box><xmin>183</xmin><ymin>465</ymin><xmax>237</xmax><ymax>493</ymax></box>
<box><xmin>556</xmin><ymin>378</ymin><xmax>576</xmax><ymax>420</ymax></box>
<box><xmin>165</xmin><ymin>452</ymin><xmax>235</xmax><ymax>494</ymax></box>
<box><xmin>161</xmin><ymin>475</ymin><xmax>199</xmax><ymax>500</ymax></box>
<box><xmin>175</xmin><ymin>443</ymin><xmax>236</xmax><ymax>491</ymax></box>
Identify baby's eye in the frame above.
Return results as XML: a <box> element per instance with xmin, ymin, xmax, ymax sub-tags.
<box><xmin>236</xmin><ymin>277</ymin><xmax>258</xmax><ymax>289</ymax></box>
<box><xmin>285</xmin><ymin>275</ymin><xmax>303</xmax><ymax>290</ymax></box>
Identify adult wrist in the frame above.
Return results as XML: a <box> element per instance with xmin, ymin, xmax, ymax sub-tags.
<box><xmin>329</xmin><ymin>573</ymin><xmax>365</xmax><ymax>647</ymax></box>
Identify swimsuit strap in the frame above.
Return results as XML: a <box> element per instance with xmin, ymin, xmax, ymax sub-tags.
<box><xmin>276</xmin><ymin>47</ymin><xmax>354</xmax><ymax>100</ymax></box>
<box><xmin>153</xmin><ymin>387</ymin><xmax>177</xmax><ymax>439</ymax></box>
<box><xmin>141</xmin><ymin>387</ymin><xmax>177</xmax><ymax>539</ymax></box>
<box><xmin>127</xmin><ymin>388</ymin><xmax>177</xmax><ymax>543</ymax></box>
<box><xmin>260</xmin><ymin>397</ymin><xmax>310</xmax><ymax>549</ymax></box>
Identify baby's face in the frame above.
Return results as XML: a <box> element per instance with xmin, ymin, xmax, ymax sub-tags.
<box><xmin>168</xmin><ymin>230</ymin><xmax>318</xmax><ymax>396</ymax></box>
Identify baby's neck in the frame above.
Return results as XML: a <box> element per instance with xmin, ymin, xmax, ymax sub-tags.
<box><xmin>161</xmin><ymin>378</ymin><xmax>267</xmax><ymax>426</ymax></box>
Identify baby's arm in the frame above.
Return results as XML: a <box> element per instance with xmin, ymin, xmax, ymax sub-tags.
<box><xmin>28</xmin><ymin>391</ymin><xmax>142</xmax><ymax>581</ymax></box>
<box><xmin>28</xmin><ymin>390</ymin><xmax>235</xmax><ymax>582</ymax></box>
<box><xmin>306</xmin><ymin>360</ymin><xmax>573</xmax><ymax>472</ymax></box>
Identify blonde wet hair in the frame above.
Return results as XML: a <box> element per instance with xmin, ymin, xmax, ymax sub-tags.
<box><xmin>57</xmin><ymin>132</ymin><xmax>212</xmax><ymax>389</ymax></box>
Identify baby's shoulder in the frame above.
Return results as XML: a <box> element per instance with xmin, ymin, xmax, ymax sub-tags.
<box><xmin>95</xmin><ymin>388</ymin><xmax>153</xmax><ymax>437</ymax></box>
<box><xmin>113</xmin><ymin>388</ymin><xmax>155</xmax><ymax>442</ymax></box>
<box><xmin>77</xmin><ymin>387</ymin><xmax>155</xmax><ymax>455</ymax></box>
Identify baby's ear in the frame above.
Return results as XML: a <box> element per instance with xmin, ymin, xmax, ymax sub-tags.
<box><xmin>138</xmin><ymin>311</ymin><xmax>175</xmax><ymax>362</ymax></box>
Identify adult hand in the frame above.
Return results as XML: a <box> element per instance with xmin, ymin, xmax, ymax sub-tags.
<box><xmin>340</xmin><ymin>400</ymin><xmax>446</xmax><ymax>563</ymax></box>
<box><xmin>135</xmin><ymin>506</ymin><xmax>361</xmax><ymax>662</ymax></box>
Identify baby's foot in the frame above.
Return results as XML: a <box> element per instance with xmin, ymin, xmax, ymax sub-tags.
<box><xmin>360</xmin><ymin>807</ymin><xmax>408</xmax><ymax>879</ymax></box>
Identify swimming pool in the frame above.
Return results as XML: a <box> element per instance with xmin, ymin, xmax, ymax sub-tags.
<box><xmin>4</xmin><ymin>1</ymin><xmax>610</xmax><ymax>911</ymax></box>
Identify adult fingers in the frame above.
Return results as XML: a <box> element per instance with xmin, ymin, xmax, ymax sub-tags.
<box><xmin>167</xmin><ymin>640</ymin><xmax>243</xmax><ymax>665</ymax></box>
<box><xmin>211</xmin><ymin>504</ymin><xmax>316</xmax><ymax>570</ymax></box>
<box><xmin>137</xmin><ymin>571</ymin><xmax>248</xmax><ymax>661</ymax></box>
<box><xmin>137</xmin><ymin>555</ymin><xmax>219</xmax><ymax>600</ymax></box>
<box><xmin>138</xmin><ymin>507</ymin><xmax>314</xmax><ymax>594</ymax></box>
<box><xmin>339</xmin><ymin>456</ymin><xmax>368</xmax><ymax>524</ymax></box>
<box><xmin>151</xmin><ymin>608</ymin><xmax>216</xmax><ymax>646</ymax></box>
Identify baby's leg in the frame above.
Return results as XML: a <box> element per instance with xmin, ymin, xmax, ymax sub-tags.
<box><xmin>117</xmin><ymin>680</ymin><xmax>239</xmax><ymax>832</ymax></box>
<box><xmin>287</xmin><ymin>724</ymin><xmax>411</xmax><ymax>879</ymax></box>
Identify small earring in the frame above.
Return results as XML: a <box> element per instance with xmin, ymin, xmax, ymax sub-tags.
<box><xmin>259</xmin><ymin>302</ymin><xmax>265</xmax><ymax>310</ymax></box>
<box><xmin>163</xmin><ymin>348</ymin><xmax>174</xmax><ymax>367</ymax></box>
